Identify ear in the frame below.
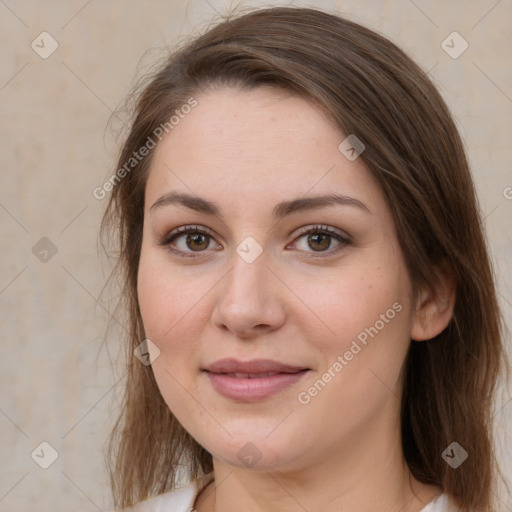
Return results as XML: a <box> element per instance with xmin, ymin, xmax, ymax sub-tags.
<box><xmin>410</xmin><ymin>260</ymin><xmax>457</xmax><ymax>342</ymax></box>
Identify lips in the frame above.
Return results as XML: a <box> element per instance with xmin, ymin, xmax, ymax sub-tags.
<box><xmin>203</xmin><ymin>358</ymin><xmax>309</xmax><ymax>401</ymax></box>
<box><xmin>204</xmin><ymin>358</ymin><xmax>307</xmax><ymax>374</ymax></box>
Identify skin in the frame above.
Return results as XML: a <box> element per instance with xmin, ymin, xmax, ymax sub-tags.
<box><xmin>137</xmin><ymin>86</ymin><xmax>455</xmax><ymax>512</ymax></box>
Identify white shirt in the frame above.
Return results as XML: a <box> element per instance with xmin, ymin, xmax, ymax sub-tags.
<box><xmin>122</xmin><ymin>473</ymin><xmax>458</xmax><ymax>511</ymax></box>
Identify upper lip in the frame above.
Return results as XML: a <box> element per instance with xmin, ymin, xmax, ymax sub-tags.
<box><xmin>203</xmin><ymin>358</ymin><xmax>308</xmax><ymax>374</ymax></box>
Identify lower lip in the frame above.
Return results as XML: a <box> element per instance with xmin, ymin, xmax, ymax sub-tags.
<box><xmin>204</xmin><ymin>370</ymin><xmax>309</xmax><ymax>401</ymax></box>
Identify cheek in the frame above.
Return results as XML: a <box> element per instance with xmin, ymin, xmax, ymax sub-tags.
<box><xmin>136</xmin><ymin>247</ymin><xmax>220</xmax><ymax>409</ymax></box>
<box><xmin>301</xmin><ymin>263</ymin><xmax>407</xmax><ymax>345</ymax></box>
<box><xmin>296</xmin><ymin>260</ymin><xmax>411</xmax><ymax>401</ymax></box>
<box><xmin>137</xmin><ymin>254</ymin><xmax>206</xmax><ymax>415</ymax></box>
<box><xmin>137</xmin><ymin>247</ymin><xmax>208</xmax><ymax>345</ymax></box>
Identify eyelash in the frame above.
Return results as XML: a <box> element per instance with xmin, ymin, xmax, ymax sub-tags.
<box><xmin>158</xmin><ymin>224</ymin><xmax>352</xmax><ymax>259</ymax></box>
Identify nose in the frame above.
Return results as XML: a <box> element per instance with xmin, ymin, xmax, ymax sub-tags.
<box><xmin>211</xmin><ymin>251</ymin><xmax>287</xmax><ymax>339</ymax></box>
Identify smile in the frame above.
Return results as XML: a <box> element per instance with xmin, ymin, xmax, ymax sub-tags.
<box><xmin>203</xmin><ymin>358</ymin><xmax>310</xmax><ymax>401</ymax></box>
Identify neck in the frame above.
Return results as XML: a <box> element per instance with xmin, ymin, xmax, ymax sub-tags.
<box><xmin>194</xmin><ymin>410</ymin><xmax>442</xmax><ymax>512</ymax></box>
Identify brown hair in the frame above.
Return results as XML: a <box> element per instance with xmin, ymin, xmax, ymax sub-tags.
<box><xmin>101</xmin><ymin>6</ymin><xmax>509</xmax><ymax>511</ymax></box>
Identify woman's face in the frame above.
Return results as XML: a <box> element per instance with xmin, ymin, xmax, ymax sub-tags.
<box><xmin>138</xmin><ymin>86</ymin><xmax>417</xmax><ymax>472</ymax></box>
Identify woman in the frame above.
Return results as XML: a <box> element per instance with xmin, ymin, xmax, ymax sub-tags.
<box><xmin>101</xmin><ymin>6</ymin><xmax>509</xmax><ymax>512</ymax></box>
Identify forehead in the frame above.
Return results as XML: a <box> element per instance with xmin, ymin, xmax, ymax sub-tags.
<box><xmin>145</xmin><ymin>86</ymin><xmax>385</xmax><ymax>215</ymax></box>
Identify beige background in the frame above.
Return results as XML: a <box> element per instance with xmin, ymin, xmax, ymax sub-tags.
<box><xmin>0</xmin><ymin>0</ymin><xmax>511</xmax><ymax>510</ymax></box>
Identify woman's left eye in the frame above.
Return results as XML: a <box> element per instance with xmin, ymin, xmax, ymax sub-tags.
<box><xmin>159</xmin><ymin>224</ymin><xmax>351</xmax><ymax>258</ymax></box>
<box><xmin>290</xmin><ymin>225</ymin><xmax>351</xmax><ymax>256</ymax></box>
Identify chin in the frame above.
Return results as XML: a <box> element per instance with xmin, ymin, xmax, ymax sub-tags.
<box><xmin>199</xmin><ymin>427</ymin><xmax>307</xmax><ymax>472</ymax></box>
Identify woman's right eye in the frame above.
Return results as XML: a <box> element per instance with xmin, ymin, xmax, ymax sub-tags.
<box><xmin>159</xmin><ymin>225</ymin><xmax>222</xmax><ymax>258</ymax></box>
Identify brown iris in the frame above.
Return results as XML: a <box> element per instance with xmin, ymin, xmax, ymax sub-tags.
<box><xmin>308</xmin><ymin>233</ymin><xmax>331</xmax><ymax>251</ymax></box>
<box><xmin>186</xmin><ymin>233</ymin><xmax>209</xmax><ymax>251</ymax></box>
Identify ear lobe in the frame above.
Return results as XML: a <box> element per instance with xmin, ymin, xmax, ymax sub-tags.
<box><xmin>410</xmin><ymin>261</ymin><xmax>457</xmax><ymax>342</ymax></box>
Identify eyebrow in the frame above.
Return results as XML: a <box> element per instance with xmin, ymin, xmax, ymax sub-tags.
<box><xmin>149</xmin><ymin>191</ymin><xmax>371</xmax><ymax>219</ymax></box>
